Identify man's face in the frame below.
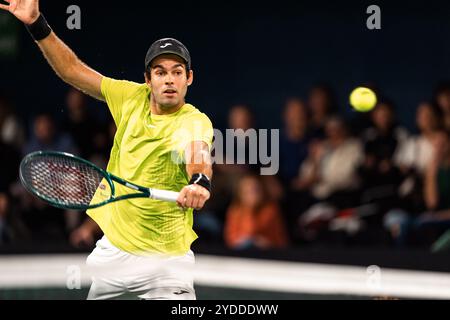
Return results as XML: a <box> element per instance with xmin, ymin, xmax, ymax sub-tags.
<box><xmin>145</xmin><ymin>54</ymin><xmax>193</xmax><ymax>110</ymax></box>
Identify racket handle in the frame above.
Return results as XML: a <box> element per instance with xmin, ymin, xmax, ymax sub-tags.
<box><xmin>149</xmin><ymin>189</ymin><xmax>179</xmax><ymax>202</ymax></box>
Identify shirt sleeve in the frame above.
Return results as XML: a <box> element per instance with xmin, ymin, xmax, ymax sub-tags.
<box><xmin>178</xmin><ymin>112</ymin><xmax>214</xmax><ymax>151</ymax></box>
<box><xmin>101</xmin><ymin>77</ymin><xmax>144</xmax><ymax>125</ymax></box>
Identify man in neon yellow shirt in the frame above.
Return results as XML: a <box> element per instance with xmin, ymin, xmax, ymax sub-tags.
<box><xmin>2</xmin><ymin>0</ymin><xmax>213</xmax><ymax>300</ymax></box>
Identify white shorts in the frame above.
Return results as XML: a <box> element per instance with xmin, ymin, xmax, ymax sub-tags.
<box><xmin>86</xmin><ymin>236</ymin><xmax>196</xmax><ymax>300</ymax></box>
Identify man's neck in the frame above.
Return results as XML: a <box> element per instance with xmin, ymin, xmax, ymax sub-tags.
<box><xmin>149</xmin><ymin>98</ymin><xmax>185</xmax><ymax>115</ymax></box>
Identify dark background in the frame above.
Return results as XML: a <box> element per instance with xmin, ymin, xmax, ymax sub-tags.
<box><xmin>2</xmin><ymin>0</ymin><xmax>450</xmax><ymax>130</ymax></box>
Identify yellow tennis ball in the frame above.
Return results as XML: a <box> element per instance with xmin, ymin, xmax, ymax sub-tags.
<box><xmin>349</xmin><ymin>87</ymin><xmax>377</xmax><ymax>112</ymax></box>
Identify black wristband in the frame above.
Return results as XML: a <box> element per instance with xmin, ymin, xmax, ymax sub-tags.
<box><xmin>26</xmin><ymin>14</ymin><xmax>52</xmax><ymax>41</ymax></box>
<box><xmin>189</xmin><ymin>173</ymin><xmax>211</xmax><ymax>192</ymax></box>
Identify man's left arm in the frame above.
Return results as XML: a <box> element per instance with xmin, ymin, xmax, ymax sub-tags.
<box><xmin>177</xmin><ymin>141</ymin><xmax>213</xmax><ymax>210</ymax></box>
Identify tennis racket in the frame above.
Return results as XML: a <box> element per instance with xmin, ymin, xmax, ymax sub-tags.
<box><xmin>19</xmin><ymin>151</ymin><xmax>180</xmax><ymax>210</ymax></box>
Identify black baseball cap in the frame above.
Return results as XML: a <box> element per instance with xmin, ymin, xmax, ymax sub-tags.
<box><xmin>145</xmin><ymin>38</ymin><xmax>191</xmax><ymax>71</ymax></box>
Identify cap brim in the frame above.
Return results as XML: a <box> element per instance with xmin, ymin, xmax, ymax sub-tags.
<box><xmin>146</xmin><ymin>50</ymin><xmax>189</xmax><ymax>69</ymax></box>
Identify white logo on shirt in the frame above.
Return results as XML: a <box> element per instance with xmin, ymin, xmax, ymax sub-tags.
<box><xmin>160</xmin><ymin>43</ymin><xmax>172</xmax><ymax>48</ymax></box>
<box><xmin>145</xmin><ymin>118</ymin><xmax>156</xmax><ymax>128</ymax></box>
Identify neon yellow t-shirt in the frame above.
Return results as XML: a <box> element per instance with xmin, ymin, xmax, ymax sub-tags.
<box><xmin>86</xmin><ymin>77</ymin><xmax>213</xmax><ymax>256</ymax></box>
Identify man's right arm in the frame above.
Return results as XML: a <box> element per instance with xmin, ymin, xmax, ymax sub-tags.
<box><xmin>0</xmin><ymin>0</ymin><xmax>104</xmax><ymax>101</ymax></box>
<box><xmin>37</xmin><ymin>32</ymin><xmax>104</xmax><ymax>101</ymax></box>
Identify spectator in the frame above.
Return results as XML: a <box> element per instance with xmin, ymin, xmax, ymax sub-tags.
<box><xmin>227</xmin><ymin>104</ymin><xmax>284</xmax><ymax>189</ymax></box>
<box><xmin>23</xmin><ymin>113</ymin><xmax>76</xmax><ymax>155</ymax></box>
<box><xmin>307</xmin><ymin>84</ymin><xmax>338</xmax><ymax>138</ymax></box>
<box><xmin>433</xmin><ymin>81</ymin><xmax>450</xmax><ymax>132</ymax></box>
<box><xmin>296</xmin><ymin>117</ymin><xmax>363</xmax><ymax>204</ymax></box>
<box><xmin>385</xmin><ymin>102</ymin><xmax>445</xmax><ymax>246</ymax></box>
<box><xmin>359</xmin><ymin>102</ymin><xmax>409</xmax><ymax>209</ymax></box>
<box><xmin>394</xmin><ymin>102</ymin><xmax>443</xmax><ymax>174</ymax></box>
<box><xmin>214</xmin><ymin>104</ymin><xmax>257</xmax><ymax>175</ymax></box>
<box><xmin>384</xmin><ymin>131</ymin><xmax>450</xmax><ymax>247</ymax></box>
<box><xmin>60</xmin><ymin>88</ymin><xmax>104</xmax><ymax>159</ymax></box>
<box><xmin>278</xmin><ymin>98</ymin><xmax>312</xmax><ymax>242</ymax></box>
<box><xmin>0</xmin><ymin>141</ymin><xmax>20</xmax><ymax>196</ymax></box>
<box><xmin>198</xmin><ymin>105</ymin><xmax>258</xmax><ymax>244</ymax></box>
<box><xmin>279</xmin><ymin>98</ymin><xmax>311</xmax><ymax>185</ymax></box>
<box><xmin>0</xmin><ymin>193</ymin><xmax>10</xmax><ymax>244</ymax></box>
<box><xmin>0</xmin><ymin>137</ymin><xmax>22</xmax><ymax>244</ymax></box>
<box><xmin>224</xmin><ymin>104</ymin><xmax>257</xmax><ymax>172</ymax></box>
<box><xmin>85</xmin><ymin>119</ymin><xmax>117</xmax><ymax>171</ymax></box>
<box><xmin>224</xmin><ymin>174</ymin><xmax>288</xmax><ymax>250</ymax></box>
<box><xmin>351</xmin><ymin>101</ymin><xmax>409</xmax><ymax>244</ymax></box>
<box><xmin>295</xmin><ymin>117</ymin><xmax>364</xmax><ymax>241</ymax></box>
<box><xmin>228</xmin><ymin>104</ymin><xmax>254</xmax><ymax>131</ymax></box>
<box><xmin>387</xmin><ymin>102</ymin><xmax>444</xmax><ymax>218</ymax></box>
<box><xmin>0</xmin><ymin>93</ymin><xmax>25</xmax><ymax>150</ymax></box>
<box><xmin>19</xmin><ymin>113</ymin><xmax>78</xmax><ymax>243</ymax></box>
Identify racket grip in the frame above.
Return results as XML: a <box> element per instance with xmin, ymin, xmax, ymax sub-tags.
<box><xmin>149</xmin><ymin>189</ymin><xmax>180</xmax><ymax>202</ymax></box>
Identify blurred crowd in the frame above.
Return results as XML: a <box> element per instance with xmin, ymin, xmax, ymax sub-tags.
<box><xmin>0</xmin><ymin>88</ymin><xmax>113</xmax><ymax>249</ymax></box>
<box><xmin>1</xmin><ymin>82</ymin><xmax>450</xmax><ymax>253</ymax></box>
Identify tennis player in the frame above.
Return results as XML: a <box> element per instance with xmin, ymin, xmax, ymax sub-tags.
<box><xmin>1</xmin><ymin>0</ymin><xmax>213</xmax><ymax>300</ymax></box>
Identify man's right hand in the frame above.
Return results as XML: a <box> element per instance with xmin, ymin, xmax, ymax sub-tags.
<box><xmin>0</xmin><ymin>0</ymin><xmax>40</xmax><ymax>25</ymax></box>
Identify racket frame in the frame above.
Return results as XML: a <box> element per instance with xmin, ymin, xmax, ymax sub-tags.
<box><xmin>19</xmin><ymin>151</ymin><xmax>177</xmax><ymax>210</ymax></box>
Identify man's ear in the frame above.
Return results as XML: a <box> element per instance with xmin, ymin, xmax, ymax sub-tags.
<box><xmin>187</xmin><ymin>70</ymin><xmax>194</xmax><ymax>86</ymax></box>
<box><xmin>144</xmin><ymin>71</ymin><xmax>150</xmax><ymax>87</ymax></box>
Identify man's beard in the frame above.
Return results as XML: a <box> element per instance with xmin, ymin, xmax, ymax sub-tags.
<box><xmin>157</xmin><ymin>95</ymin><xmax>182</xmax><ymax>109</ymax></box>
<box><xmin>159</xmin><ymin>100</ymin><xmax>179</xmax><ymax>109</ymax></box>
<box><xmin>151</xmin><ymin>91</ymin><xmax>184</xmax><ymax>110</ymax></box>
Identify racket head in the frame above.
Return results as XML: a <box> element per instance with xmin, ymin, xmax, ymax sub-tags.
<box><xmin>19</xmin><ymin>151</ymin><xmax>115</xmax><ymax>210</ymax></box>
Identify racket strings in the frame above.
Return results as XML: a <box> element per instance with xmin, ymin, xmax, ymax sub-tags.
<box><xmin>22</xmin><ymin>156</ymin><xmax>105</xmax><ymax>206</ymax></box>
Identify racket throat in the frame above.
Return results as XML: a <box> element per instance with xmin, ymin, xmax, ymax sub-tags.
<box><xmin>124</xmin><ymin>181</ymin><xmax>151</xmax><ymax>197</ymax></box>
<box><xmin>125</xmin><ymin>182</ymin><xmax>140</xmax><ymax>191</ymax></box>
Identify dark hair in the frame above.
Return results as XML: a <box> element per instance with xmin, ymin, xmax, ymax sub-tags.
<box><xmin>326</xmin><ymin>115</ymin><xmax>347</xmax><ymax>128</ymax></box>
<box><xmin>374</xmin><ymin>98</ymin><xmax>396</xmax><ymax>113</ymax></box>
<box><xmin>144</xmin><ymin>62</ymin><xmax>190</xmax><ymax>80</ymax></box>
<box><xmin>420</xmin><ymin>101</ymin><xmax>443</xmax><ymax>117</ymax></box>
<box><xmin>228</xmin><ymin>104</ymin><xmax>255</xmax><ymax>129</ymax></box>
<box><xmin>308</xmin><ymin>83</ymin><xmax>339</xmax><ymax>115</ymax></box>
<box><xmin>33</xmin><ymin>112</ymin><xmax>56</xmax><ymax>124</ymax></box>
<box><xmin>231</xmin><ymin>173</ymin><xmax>269</xmax><ymax>211</ymax></box>
<box><xmin>284</xmin><ymin>96</ymin><xmax>307</xmax><ymax>110</ymax></box>
<box><xmin>432</xmin><ymin>80</ymin><xmax>450</xmax><ymax>111</ymax></box>
<box><xmin>418</xmin><ymin>101</ymin><xmax>444</xmax><ymax>131</ymax></box>
<box><xmin>282</xmin><ymin>97</ymin><xmax>310</xmax><ymax>122</ymax></box>
<box><xmin>371</xmin><ymin>98</ymin><xmax>400</xmax><ymax>130</ymax></box>
<box><xmin>433</xmin><ymin>80</ymin><xmax>450</xmax><ymax>98</ymax></box>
